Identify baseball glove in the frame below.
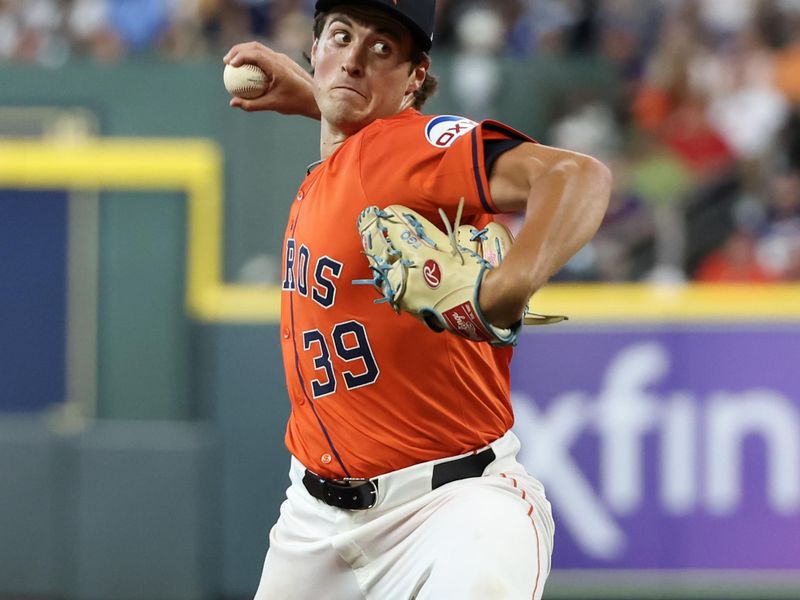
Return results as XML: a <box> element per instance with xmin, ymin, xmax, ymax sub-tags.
<box><xmin>355</xmin><ymin>200</ymin><xmax>566</xmax><ymax>347</ymax></box>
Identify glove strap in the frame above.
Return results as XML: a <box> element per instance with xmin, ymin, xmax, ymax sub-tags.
<box><xmin>473</xmin><ymin>266</ymin><xmax>522</xmax><ymax>347</ymax></box>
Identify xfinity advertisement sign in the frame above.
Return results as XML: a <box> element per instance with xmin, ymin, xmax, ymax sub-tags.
<box><xmin>511</xmin><ymin>327</ymin><xmax>800</xmax><ymax>571</ymax></box>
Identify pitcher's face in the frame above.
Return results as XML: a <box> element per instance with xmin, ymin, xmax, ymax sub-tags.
<box><xmin>311</xmin><ymin>5</ymin><xmax>428</xmax><ymax>135</ymax></box>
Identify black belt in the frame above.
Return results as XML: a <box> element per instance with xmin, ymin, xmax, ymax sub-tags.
<box><xmin>302</xmin><ymin>447</ymin><xmax>497</xmax><ymax>511</ymax></box>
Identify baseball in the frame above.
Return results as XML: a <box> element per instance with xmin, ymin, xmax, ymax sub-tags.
<box><xmin>224</xmin><ymin>63</ymin><xmax>269</xmax><ymax>100</ymax></box>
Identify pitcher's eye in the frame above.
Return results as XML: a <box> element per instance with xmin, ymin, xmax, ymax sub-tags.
<box><xmin>333</xmin><ymin>31</ymin><xmax>350</xmax><ymax>44</ymax></box>
<box><xmin>372</xmin><ymin>41</ymin><xmax>391</xmax><ymax>55</ymax></box>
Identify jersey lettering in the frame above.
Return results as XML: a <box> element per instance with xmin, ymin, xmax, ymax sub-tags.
<box><xmin>297</xmin><ymin>244</ymin><xmax>310</xmax><ymax>297</ymax></box>
<box><xmin>282</xmin><ymin>239</ymin><xmax>296</xmax><ymax>291</ymax></box>
<box><xmin>283</xmin><ymin>247</ymin><xmax>344</xmax><ymax>308</ymax></box>
<box><xmin>312</xmin><ymin>256</ymin><xmax>343</xmax><ymax>309</ymax></box>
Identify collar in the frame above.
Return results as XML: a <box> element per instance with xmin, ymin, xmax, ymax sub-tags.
<box><xmin>306</xmin><ymin>159</ymin><xmax>325</xmax><ymax>175</ymax></box>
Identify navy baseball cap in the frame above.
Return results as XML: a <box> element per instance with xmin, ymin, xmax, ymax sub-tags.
<box><xmin>315</xmin><ymin>0</ymin><xmax>436</xmax><ymax>51</ymax></box>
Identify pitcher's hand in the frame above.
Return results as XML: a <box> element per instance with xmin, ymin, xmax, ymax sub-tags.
<box><xmin>223</xmin><ymin>43</ymin><xmax>320</xmax><ymax>119</ymax></box>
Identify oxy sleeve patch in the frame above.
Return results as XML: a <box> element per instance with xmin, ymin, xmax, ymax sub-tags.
<box><xmin>425</xmin><ymin>115</ymin><xmax>478</xmax><ymax>148</ymax></box>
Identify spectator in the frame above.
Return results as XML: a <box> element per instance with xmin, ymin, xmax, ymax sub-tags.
<box><xmin>695</xmin><ymin>228</ymin><xmax>778</xmax><ymax>282</ymax></box>
<box><xmin>628</xmin><ymin>134</ymin><xmax>693</xmax><ymax>282</ymax></box>
<box><xmin>107</xmin><ymin>0</ymin><xmax>172</xmax><ymax>53</ymax></box>
<box><xmin>449</xmin><ymin>3</ymin><xmax>505</xmax><ymax>119</ymax></box>
<box><xmin>757</xmin><ymin>171</ymin><xmax>800</xmax><ymax>280</ymax></box>
<box><xmin>67</xmin><ymin>0</ymin><xmax>124</xmax><ymax>62</ymax></box>
<box><xmin>700</xmin><ymin>27</ymin><xmax>790</xmax><ymax>163</ymax></box>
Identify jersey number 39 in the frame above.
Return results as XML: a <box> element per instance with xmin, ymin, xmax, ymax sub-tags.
<box><xmin>302</xmin><ymin>320</ymin><xmax>380</xmax><ymax>398</ymax></box>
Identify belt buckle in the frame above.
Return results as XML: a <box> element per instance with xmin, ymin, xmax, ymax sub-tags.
<box><xmin>342</xmin><ymin>477</ymin><xmax>378</xmax><ymax>510</ymax></box>
<box><xmin>322</xmin><ymin>477</ymin><xmax>378</xmax><ymax>510</ymax></box>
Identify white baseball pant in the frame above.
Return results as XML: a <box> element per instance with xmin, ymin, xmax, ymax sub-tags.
<box><xmin>254</xmin><ymin>430</ymin><xmax>554</xmax><ymax>599</ymax></box>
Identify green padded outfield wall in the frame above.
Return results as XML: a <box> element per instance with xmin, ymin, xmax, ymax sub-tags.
<box><xmin>0</xmin><ymin>61</ymin><xmax>320</xmax><ymax>419</ymax></box>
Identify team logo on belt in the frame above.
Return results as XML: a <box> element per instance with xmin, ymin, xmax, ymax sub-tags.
<box><xmin>423</xmin><ymin>259</ymin><xmax>442</xmax><ymax>288</ymax></box>
<box><xmin>425</xmin><ymin>115</ymin><xmax>478</xmax><ymax>148</ymax></box>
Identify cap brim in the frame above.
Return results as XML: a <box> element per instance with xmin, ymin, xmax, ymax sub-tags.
<box><xmin>315</xmin><ymin>0</ymin><xmax>433</xmax><ymax>51</ymax></box>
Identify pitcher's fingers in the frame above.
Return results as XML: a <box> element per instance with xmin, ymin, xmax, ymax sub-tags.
<box><xmin>230</xmin><ymin>97</ymin><xmax>255</xmax><ymax>111</ymax></box>
<box><xmin>223</xmin><ymin>41</ymin><xmax>266</xmax><ymax>64</ymax></box>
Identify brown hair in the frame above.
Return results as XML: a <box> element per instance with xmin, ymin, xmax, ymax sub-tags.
<box><xmin>310</xmin><ymin>11</ymin><xmax>438</xmax><ymax>110</ymax></box>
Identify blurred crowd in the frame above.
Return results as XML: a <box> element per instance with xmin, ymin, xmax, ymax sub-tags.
<box><xmin>2</xmin><ymin>0</ymin><xmax>800</xmax><ymax>283</ymax></box>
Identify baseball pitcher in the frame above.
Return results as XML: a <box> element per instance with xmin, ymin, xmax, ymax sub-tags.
<box><xmin>224</xmin><ymin>1</ymin><xmax>611</xmax><ymax>598</ymax></box>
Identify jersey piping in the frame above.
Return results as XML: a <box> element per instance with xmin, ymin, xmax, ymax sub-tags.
<box><xmin>471</xmin><ymin>129</ymin><xmax>495</xmax><ymax>214</ymax></box>
<box><xmin>287</xmin><ymin>168</ymin><xmax>352</xmax><ymax>478</ymax></box>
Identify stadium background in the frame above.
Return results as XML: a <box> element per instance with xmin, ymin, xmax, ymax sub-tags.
<box><xmin>1</xmin><ymin>0</ymin><xmax>799</xmax><ymax>598</ymax></box>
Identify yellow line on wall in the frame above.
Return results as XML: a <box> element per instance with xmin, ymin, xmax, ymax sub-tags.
<box><xmin>0</xmin><ymin>138</ymin><xmax>225</xmax><ymax>321</ymax></box>
<box><xmin>188</xmin><ymin>282</ymin><xmax>800</xmax><ymax>323</ymax></box>
<box><xmin>531</xmin><ymin>283</ymin><xmax>800</xmax><ymax>322</ymax></box>
<box><xmin>2</xmin><ymin>138</ymin><xmax>800</xmax><ymax>324</ymax></box>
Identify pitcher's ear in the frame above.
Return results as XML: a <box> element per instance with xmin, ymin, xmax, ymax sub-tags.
<box><xmin>407</xmin><ymin>63</ymin><xmax>428</xmax><ymax>94</ymax></box>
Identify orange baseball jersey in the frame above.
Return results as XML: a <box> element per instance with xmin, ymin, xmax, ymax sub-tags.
<box><xmin>280</xmin><ymin>109</ymin><xmax>534</xmax><ymax>479</ymax></box>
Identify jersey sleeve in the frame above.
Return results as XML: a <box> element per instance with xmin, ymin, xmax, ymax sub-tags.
<box><xmin>358</xmin><ymin>115</ymin><xmax>535</xmax><ymax>222</ymax></box>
